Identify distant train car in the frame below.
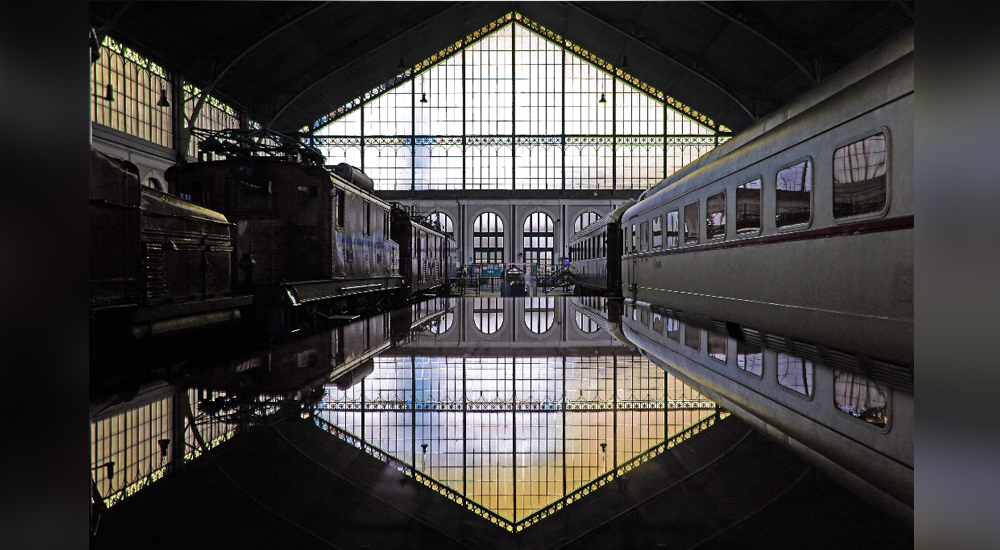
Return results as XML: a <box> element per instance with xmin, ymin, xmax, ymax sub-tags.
<box><xmin>618</xmin><ymin>299</ymin><xmax>913</xmax><ymax>522</ymax></box>
<box><xmin>390</xmin><ymin>204</ymin><xmax>456</xmax><ymax>298</ymax></box>
<box><xmin>620</xmin><ymin>29</ymin><xmax>913</xmax><ymax>366</ymax></box>
<box><xmin>89</xmin><ymin>147</ymin><xmax>250</xmax><ymax>350</ymax></box>
<box><xmin>166</xmin><ymin>148</ymin><xmax>405</xmax><ymax>335</ymax></box>
<box><xmin>567</xmin><ymin>200</ymin><xmax>634</xmax><ymax>296</ymax></box>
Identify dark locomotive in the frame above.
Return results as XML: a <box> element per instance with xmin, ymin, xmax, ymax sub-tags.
<box><xmin>165</xmin><ymin>132</ymin><xmax>405</xmax><ymax>336</ymax></box>
<box><xmin>89</xmin><ymin>147</ymin><xmax>251</xmax><ymax>356</ymax></box>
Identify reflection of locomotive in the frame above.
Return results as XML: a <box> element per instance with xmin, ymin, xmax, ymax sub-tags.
<box><xmin>89</xmin><ymin>147</ymin><xmax>252</xmax><ymax>352</ymax></box>
<box><xmin>569</xmin><ymin>29</ymin><xmax>913</xmax><ymax>368</ymax></box>
<box><xmin>617</xmin><ymin>299</ymin><xmax>913</xmax><ymax>523</ymax></box>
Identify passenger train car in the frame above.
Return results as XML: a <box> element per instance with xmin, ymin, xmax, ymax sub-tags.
<box><xmin>390</xmin><ymin>204</ymin><xmax>458</xmax><ymax>298</ymax></box>
<box><xmin>609</xmin><ymin>29</ymin><xmax>912</xmax><ymax>367</ymax></box>
<box><xmin>567</xmin><ymin>199</ymin><xmax>634</xmax><ymax>296</ymax></box>
<box><xmin>89</xmin><ymin>147</ymin><xmax>252</xmax><ymax>353</ymax></box>
<box><xmin>618</xmin><ymin>299</ymin><xmax>913</xmax><ymax>522</ymax></box>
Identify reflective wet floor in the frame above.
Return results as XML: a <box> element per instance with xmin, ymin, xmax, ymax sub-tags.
<box><xmin>89</xmin><ymin>295</ymin><xmax>913</xmax><ymax>549</ymax></box>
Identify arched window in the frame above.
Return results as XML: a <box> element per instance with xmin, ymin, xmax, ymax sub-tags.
<box><xmin>523</xmin><ymin>212</ymin><xmax>554</xmax><ymax>267</ymax></box>
<box><xmin>525</xmin><ymin>297</ymin><xmax>555</xmax><ymax>334</ymax></box>
<box><xmin>574</xmin><ymin>311</ymin><xmax>600</xmax><ymax>333</ymax></box>
<box><xmin>574</xmin><ymin>211</ymin><xmax>600</xmax><ymax>233</ymax></box>
<box><xmin>473</xmin><ymin>298</ymin><xmax>504</xmax><ymax>334</ymax></box>
<box><xmin>473</xmin><ymin>212</ymin><xmax>504</xmax><ymax>265</ymax></box>
<box><xmin>427</xmin><ymin>312</ymin><xmax>454</xmax><ymax>335</ymax></box>
<box><xmin>427</xmin><ymin>212</ymin><xmax>454</xmax><ymax>238</ymax></box>
<box><xmin>143</xmin><ymin>177</ymin><xmax>164</xmax><ymax>191</ymax></box>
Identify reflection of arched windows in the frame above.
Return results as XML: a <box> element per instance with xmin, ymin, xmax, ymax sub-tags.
<box><xmin>574</xmin><ymin>311</ymin><xmax>599</xmax><ymax>333</ymax></box>
<box><xmin>427</xmin><ymin>312</ymin><xmax>454</xmax><ymax>334</ymax></box>
<box><xmin>525</xmin><ymin>296</ymin><xmax>555</xmax><ymax>334</ymax></box>
<box><xmin>427</xmin><ymin>212</ymin><xmax>454</xmax><ymax>238</ymax></box>
<box><xmin>473</xmin><ymin>212</ymin><xmax>504</xmax><ymax>265</ymax></box>
<box><xmin>523</xmin><ymin>212</ymin><xmax>554</xmax><ymax>266</ymax></box>
<box><xmin>473</xmin><ymin>298</ymin><xmax>504</xmax><ymax>334</ymax></box>
<box><xmin>574</xmin><ymin>211</ymin><xmax>600</xmax><ymax>233</ymax></box>
<box><xmin>143</xmin><ymin>177</ymin><xmax>164</xmax><ymax>191</ymax></box>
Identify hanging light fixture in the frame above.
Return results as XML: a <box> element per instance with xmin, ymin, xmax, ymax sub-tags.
<box><xmin>157</xmin><ymin>88</ymin><xmax>170</xmax><ymax>107</ymax></box>
<box><xmin>104</xmin><ymin>83</ymin><xmax>114</xmax><ymax>102</ymax></box>
<box><xmin>398</xmin><ymin>56</ymin><xmax>406</xmax><ymax>70</ymax></box>
<box><xmin>420</xmin><ymin>92</ymin><xmax>428</xmax><ymax>103</ymax></box>
<box><xmin>598</xmin><ymin>93</ymin><xmax>607</xmax><ymax>104</ymax></box>
<box><xmin>621</xmin><ymin>55</ymin><xmax>629</xmax><ymax>69</ymax></box>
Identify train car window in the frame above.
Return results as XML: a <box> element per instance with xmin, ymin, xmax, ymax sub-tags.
<box><xmin>775</xmin><ymin>160</ymin><xmax>812</xmax><ymax>228</ymax></box>
<box><xmin>707</xmin><ymin>331</ymin><xmax>727</xmax><ymax>362</ymax></box>
<box><xmin>666</xmin><ymin>210</ymin><xmax>679</xmax><ymax>248</ymax></box>
<box><xmin>736</xmin><ymin>179</ymin><xmax>762</xmax><ymax>234</ymax></box>
<box><xmin>833</xmin><ymin>370</ymin><xmax>888</xmax><ymax>428</ymax></box>
<box><xmin>640</xmin><ymin>306</ymin><xmax>649</xmax><ymax>327</ymax></box>
<box><xmin>666</xmin><ymin>317</ymin><xmax>680</xmax><ymax>342</ymax></box>
<box><xmin>684</xmin><ymin>202</ymin><xmax>699</xmax><ymax>244</ymax></box>
<box><xmin>833</xmin><ymin>132</ymin><xmax>888</xmax><ymax>218</ymax></box>
<box><xmin>336</xmin><ymin>190</ymin><xmax>345</xmax><ymax>228</ymax></box>
<box><xmin>736</xmin><ymin>341</ymin><xmax>763</xmax><ymax>377</ymax></box>
<box><xmin>706</xmin><ymin>192</ymin><xmax>726</xmax><ymax>239</ymax></box>
<box><xmin>652</xmin><ymin>215</ymin><xmax>663</xmax><ymax>248</ymax></box>
<box><xmin>777</xmin><ymin>354</ymin><xmax>813</xmax><ymax>397</ymax></box>
<box><xmin>684</xmin><ymin>324</ymin><xmax>701</xmax><ymax>351</ymax></box>
<box><xmin>631</xmin><ymin>223</ymin><xmax>638</xmax><ymax>253</ymax></box>
<box><xmin>640</xmin><ymin>221</ymin><xmax>649</xmax><ymax>251</ymax></box>
<box><xmin>365</xmin><ymin>203</ymin><xmax>371</xmax><ymax>235</ymax></box>
<box><xmin>652</xmin><ymin>312</ymin><xmax>663</xmax><ymax>334</ymax></box>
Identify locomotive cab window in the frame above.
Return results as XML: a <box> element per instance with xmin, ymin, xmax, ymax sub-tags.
<box><xmin>666</xmin><ymin>210</ymin><xmax>679</xmax><ymax>248</ymax></box>
<box><xmin>631</xmin><ymin>223</ymin><xmax>638</xmax><ymax>253</ymax></box>
<box><xmin>833</xmin><ymin>132</ymin><xmax>888</xmax><ymax>218</ymax></box>
<box><xmin>736</xmin><ymin>179</ymin><xmax>762</xmax><ymax>235</ymax></box>
<box><xmin>336</xmin><ymin>189</ymin><xmax>346</xmax><ymax>228</ymax></box>
<box><xmin>652</xmin><ymin>214</ymin><xmax>662</xmax><ymax>248</ymax></box>
<box><xmin>640</xmin><ymin>221</ymin><xmax>649</xmax><ymax>251</ymax></box>
<box><xmin>706</xmin><ymin>192</ymin><xmax>726</xmax><ymax>240</ymax></box>
<box><xmin>775</xmin><ymin>159</ymin><xmax>812</xmax><ymax>228</ymax></box>
<box><xmin>683</xmin><ymin>202</ymin><xmax>699</xmax><ymax>244</ymax></box>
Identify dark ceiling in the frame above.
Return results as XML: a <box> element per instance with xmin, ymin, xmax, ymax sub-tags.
<box><xmin>89</xmin><ymin>1</ymin><xmax>914</xmax><ymax>134</ymax></box>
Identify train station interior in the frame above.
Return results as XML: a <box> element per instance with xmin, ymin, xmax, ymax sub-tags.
<box><xmin>88</xmin><ymin>2</ymin><xmax>916</xmax><ymax>549</ymax></box>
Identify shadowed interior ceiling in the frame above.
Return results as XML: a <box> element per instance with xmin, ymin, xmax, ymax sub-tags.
<box><xmin>88</xmin><ymin>1</ymin><xmax>914</xmax><ymax>134</ymax></box>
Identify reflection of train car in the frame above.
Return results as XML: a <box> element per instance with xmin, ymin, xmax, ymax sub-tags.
<box><xmin>89</xmin><ymin>147</ymin><xmax>252</xmax><ymax>351</ymax></box>
<box><xmin>618</xmin><ymin>299</ymin><xmax>913</xmax><ymax>522</ymax></box>
<box><xmin>619</xmin><ymin>30</ymin><xmax>913</xmax><ymax>367</ymax></box>
<box><xmin>181</xmin><ymin>308</ymin><xmax>391</xmax><ymax>396</ymax></box>
<box><xmin>567</xmin><ymin>200</ymin><xmax>634</xmax><ymax>296</ymax></box>
<box><xmin>165</xmin><ymin>138</ymin><xmax>405</xmax><ymax>336</ymax></box>
<box><xmin>389</xmin><ymin>204</ymin><xmax>457</xmax><ymax>298</ymax></box>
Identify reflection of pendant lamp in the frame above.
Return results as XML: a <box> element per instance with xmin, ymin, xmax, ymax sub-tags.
<box><xmin>621</xmin><ymin>55</ymin><xmax>629</xmax><ymax>69</ymax></box>
<box><xmin>398</xmin><ymin>57</ymin><xmax>406</xmax><ymax>70</ymax></box>
<box><xmin>598</xmin><ymin>93</ymin><xmax>607</xmax><ymax>104</ymax></box>
<box><xmin>157</xmin><ymin>88</ymin><xmax>170</xmax><ymax>107</ymax></box>
<box><xmin>420</xmin><ymin>93</ymin><xmax>428</xmax><ymax>103</ymax></box>
<box><xmin>104</xmin><ymin>83</ymin><xmax>114</xmax><ymax>102</ymax></box>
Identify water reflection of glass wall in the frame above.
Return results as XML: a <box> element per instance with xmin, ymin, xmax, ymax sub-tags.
<box><xmin>317</xmin><ymin>354</ymin><xmax>715</xmax><ymax>522</ymax></box>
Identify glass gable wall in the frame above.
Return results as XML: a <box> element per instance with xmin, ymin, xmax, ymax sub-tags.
<box><xmin>313</xmin><ymin>14</ymin><xmax>728</xmax><ymax>192</ymax></box>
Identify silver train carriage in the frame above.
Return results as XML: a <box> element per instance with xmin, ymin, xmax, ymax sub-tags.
<box><xmin>567</xmin><ymin>199</ymin><xmax>634</xmax><ymax>296</ymax></box>
<box><xmin>165</xmin><ymin>156</ymin><xmax>405</xmax><ymax>335</ymax></box>
<box><xmin>620</xmin><ymin>28</ymin><xmax>913</xmax><ymax>367</ymax></box>
<box><xmin>620</xmin><ymin>299</ymin><xmax>913</xmax><ymax>523</ymax></box>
